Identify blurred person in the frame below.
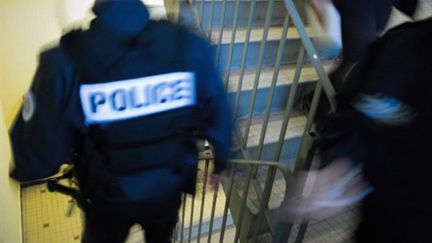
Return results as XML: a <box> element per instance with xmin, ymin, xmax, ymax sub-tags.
<box><xmin>281</xmin><ymin>17</ymin><xmax>432</xmax><ymax>243</ymax></box>
<box><xmin>9</xmin><ymin>0</ymin><xmax>232</xmax><ymax>242</ymax></box>
<box><xmin>304</xmin><ymin>0</ymin><xmax>419</xmax><ymax>125</ymax></box>
<box><xmin>310</xmin><ymin>0</ymin><xmax>418</xmax><ymax>90</ymax></box>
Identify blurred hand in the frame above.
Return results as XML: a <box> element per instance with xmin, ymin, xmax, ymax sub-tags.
<box><xmin>279</xmin><ymin>158</ymin><xmax>372</xmax><ymax>222</ymax></box>
<box><xmin>310</xmin><ymin>0</ymin><xmax>332</xmax><ymax>24</ymax></box>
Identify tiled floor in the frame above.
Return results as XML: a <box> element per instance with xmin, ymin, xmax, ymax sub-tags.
<box><xmin>290</xmin><ymin>206</ymin><xmax>359</xmax><ymax>243</ymax></box>
<box><xmin>20</xmin><ymin>159</ymin><xmax>237</xmax><ymax>243</ymax></box>
<box><xmin>21</xmin><ymin>184</ymin><xmax>83</xmax><ymax>243</ymax></box>
<box><xmin>229</xmin><ymin>162</ymin><xmax>359</xmax><ymax>243</ymax></box>
<box><xmin>21</xmin><ymin>184</ymin><xmax>358</xmax><ymax>243</ymax></box>
<box><xmin>21</xmin><ymin>158</ymin><xmax>359</xmax><ymax>243</ymax></box>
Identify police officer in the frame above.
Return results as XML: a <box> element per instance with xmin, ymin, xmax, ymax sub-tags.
<box><xmin>282</xmin><ymin>17</ymin><xmax>432</xmax><ymax>243</ymax></box>
<box><xmin>306</xmin><ymin>0</ymin><xmax>418</xmax><ymax>122</ymax></box>
<box><xmin>311</xmin><ymin>0</ymin><xmax>418</xmax><ymax>89</ymax></box>
<box><xmin>10</xmin><ymin>0</ymin><xmax>232</xmax><ymax>242</ymax></box>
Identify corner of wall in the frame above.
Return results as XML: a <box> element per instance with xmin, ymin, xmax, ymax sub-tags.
<box><xmin>0</xmin><ymin>102</ymin><xmax>22</xmax><ymax>243</ymax></box>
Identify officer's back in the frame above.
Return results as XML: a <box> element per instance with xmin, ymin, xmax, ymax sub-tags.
<box><xmin>10</xmin><ymin>0</ymin><xmax>231</xmax><ymax>242</ymax></box>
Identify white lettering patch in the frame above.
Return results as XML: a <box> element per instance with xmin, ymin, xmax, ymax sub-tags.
<box><xmin>80</xmin><ymin>72</ymin><xmax>196</xmax><ymax>124</ymax></box>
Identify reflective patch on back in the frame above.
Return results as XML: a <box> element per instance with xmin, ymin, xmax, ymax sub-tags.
<box><xmin>353</xmin><ymin>93</ymin><xmax>417</xmax><ymax>126</ymax></box>
<box><xmin>80</xmin><ymin>72</ymin><xmax>196</xmax><ymax>124</ymax></box>
<box><xmin>22</xmin><ymin>91</ymin><xmax>36</xmax><ymax>122</ymax></box>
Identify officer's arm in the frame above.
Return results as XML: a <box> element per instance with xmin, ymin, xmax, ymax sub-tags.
<box><xmin>10</xmin><ymin>48</ymin><xmax>77</xmax><ymax>182</ymax></box>
<box><xmin>196</xmin><ymin>43</ymin><xmax>232</xmax><ymax>174</ymax></box>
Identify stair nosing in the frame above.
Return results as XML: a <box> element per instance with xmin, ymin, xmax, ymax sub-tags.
<box><xmin>237</xmin><ymin>113</ymin><xmax>307</xmax><ymax>148</ymax></box>
<box><xmin>226</xmin><ymin>62</ymin><xmax>336</xmax><ymax>92</ymax></box>
<box><xmin>211</xmin><ymin>25</ymin><xmax>314</xmax><ymax>45</ymax></box>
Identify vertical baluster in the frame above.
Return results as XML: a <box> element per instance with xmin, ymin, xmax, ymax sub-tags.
<box><xmin>207</xmin><ymin>178</ymin><xmax>219</xmax><ymax>243</ymax></box>
<box><xmin>207</xmin><ymin>0</ymin><xmax>216</xmax><ymax>38</ymax></box>
<box><xmin>188</xmin><ymin>195</ymin><xmax>195</xmax><ymax>243</ymax></box>
<box><xmin>283</xmin><ymin>0</ymin><xmax>336</xmax><ymax>109</ymax></box>
<box><xmin>233</xmin><ymin>164</ymin><xmax>255</xmax><ymax>242</ymax></box>
<box><xmin>181</xmin><ymin>194</ymin><xmax>187</xmax><ymax>242</ymax></box>
<box><xmin>215</xmin><ymin>0</ymin><xmax>228</xmax><ymax>65</ymax></box>
<box><xmin>219</xmin><ymin>164</ymin><xmax>236</xmax><ymax>242</ymax></box>
<box><xmin>199</xmin><ymin>0</ymin><xmax>206</xmax><ymax>28</ymax></box>
<box><xmin>222</xmin><ymin>0</ymin><xmax>242</xmax><ymax>88</ymax></box>
<box><xmin>256</xmin><ymin>14</ymin><xmax>291</xmax><ymax>162</ymax></box>
<box><xmin>197</xmin><ymin>160</ymin><xmax>210</xmax><ymax>243</ymax></box>
<box><xmin>232</xmin><ymin>0</ymin><xmax>257</xmax><ymax>119</ymax></box>
<box><xmin>273</xmin><ymin>46</ymin><xmax>305</xmax><ymax>163</ymax></box>
<box><xmin>242</xmin><ymin>0</ymin><xmax>275</xmax><ymax>146</ymax></box>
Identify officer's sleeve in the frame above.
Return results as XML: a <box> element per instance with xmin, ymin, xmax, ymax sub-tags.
<box><xmin>317</xmin><ymin>110</ymin><xmax>364</xmax><ymax>168</ymax></box>
<box><xmin>10</xmin><ymin>49</ymin><xmax>77</xmax><ymax>182</ymax></box>
<box><xmin>195</xmin><ymin>41</ymin><xmax>232</xmax><ymax>174</ymax></box>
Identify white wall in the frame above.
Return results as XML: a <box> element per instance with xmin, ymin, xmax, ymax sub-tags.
<box><xmin>0</xmin><ymin>0</ymin><xmax>65</xmax><ymax>125</ymax></box>
<box><xmin>0</xmin><ymin>0</ymin><xmax>167</xmax><ymax>126</ymax></box>
<box><xmin>0</xmin><ymin>1</ymin><xmax>87</xmax><ymax>242</ymax></box>
<box><xmin>0</xmin><ymin>102</ymin><xmax>21</xmax><ymax>243</ymax></box>
<box><xmin>0</xmin><ymin>1</ymin><xmax>63</xmax><ymax>241</ymax></box>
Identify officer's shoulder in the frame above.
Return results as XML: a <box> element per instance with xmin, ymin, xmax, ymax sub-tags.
<box><xmin>39</xmin><ymin>29</ymin><xmax>82</xmax><ymax>64</ymax></box>
<box><xmin>37</xmin><ymin>41</ymin><xmax>61</xmax><ymax>62</ymax></box>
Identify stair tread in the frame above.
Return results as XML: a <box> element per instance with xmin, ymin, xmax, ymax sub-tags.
<box><xmin>227</xmin><ymin>62</ymin><xmax>336</xmax><ymax>92</ymax></box>
<box><xmin>228</xmin><ymin>83</ymin><xmax>316</xmax><ymax>217</ymax></box>
<box><xmin>237</xmin><ymin>112</ymin><xmax>307</xmax><ymax>148</ymax></box>
<box><xmin>199</xmin><ymin>0</ymin><xmax>286</xmax><ymax>2</ymax></box>
<box><xmin>211</xmin><ymin>25</ymin><xmax>314</xmax><ymax>44</ymax></box>
<box><xmin>230</xmin><ymin>165</ymin><xmax>289</xmax><ymax>214</ymax></box>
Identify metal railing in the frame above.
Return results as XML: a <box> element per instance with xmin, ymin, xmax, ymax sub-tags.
<box><xmin>175</xmin><ymin>153</ymin><xmax>294</xmax><ymax>243</ymax></box>
<box><xmin>186</xmin><ymin>0</ymin><xmax>336</xmax><ymax>162</ymax></box>
<box><xmin>172</xmin><ymin>0</ymin><xmax>339</xmax><ymax>242</ymax></box>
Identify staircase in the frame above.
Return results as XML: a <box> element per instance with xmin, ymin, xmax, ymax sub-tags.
<box><xmin>163</xmin><ymin>0</ymin><xmax>341</xmax><ymax>242</ymax></box>
<box><xmin>174</xmin><ymin>0</ymin><xmax>338</xmax><ymax>160</ymax></box>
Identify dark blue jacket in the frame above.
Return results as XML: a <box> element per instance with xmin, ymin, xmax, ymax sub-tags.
<box><xmin>10</xmin><ymin>0</ymin><xmax>231</xmax><ymax>200</ymax></box>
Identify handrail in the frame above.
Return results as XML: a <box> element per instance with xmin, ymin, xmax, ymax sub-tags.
<box><xmin>283</xmin><ymin>0</ymin><xmax>337</xmax><ymax>110</ymax></box>
<box><xmin>175</xmin><ymin>157</ymin><xmax>294</xmax><ymax>243</ymax></box>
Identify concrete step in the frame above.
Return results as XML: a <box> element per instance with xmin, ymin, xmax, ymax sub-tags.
<box><xmin>177</xmin><ymin>0</ymin><xmax>307</xmax><ymax>33</ymax></box>
<box><xmin>194</xmin><ymin>0</ymin><xmax>308</xmax><ymax>28</ymax></box>
<box><xmin>177</xmin><ymin>1</ymin><xmax>338</xmax><ymax>68</ymax></box>
<box><xmin>240</xmin><ymin>112</ymin><xmax>306</xmax><ymax>148</ymax></box>
<box><xmin>196</xmin><ymin>0</ymin><xmax>290</xmax><ymax>28</ymax></box>
<box><xmin>231</xmin><ymin>111</ymin><xmax>307</xmax><ymax>162</ymax></box>
<box><xmin>211</xmin><ymin>25</ymin><xmax>314</xmax><ymax>44</ymax></box>
<box><xmin>178</xmin><ymin>215</ymin><xmax>236</xmax><ymax>242</ymax></box>
<box><xmin>187</xmin><ymin>224</ymin><xmax>239</xmax><ymax>243</ymax></box>
<box><xmin>227</xmin><ymin>62</ymin><xmax>334</xmax><ymax>91</ymax></box>
<box><xmin>226</xmin><ymin>62</ymin><xmax>336</xmax><ymax>117</ymax></box>
<box><xmin>216</xmin><ymin>26</ymin><xmax>339</xmax><ymax>70</ymax></box>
